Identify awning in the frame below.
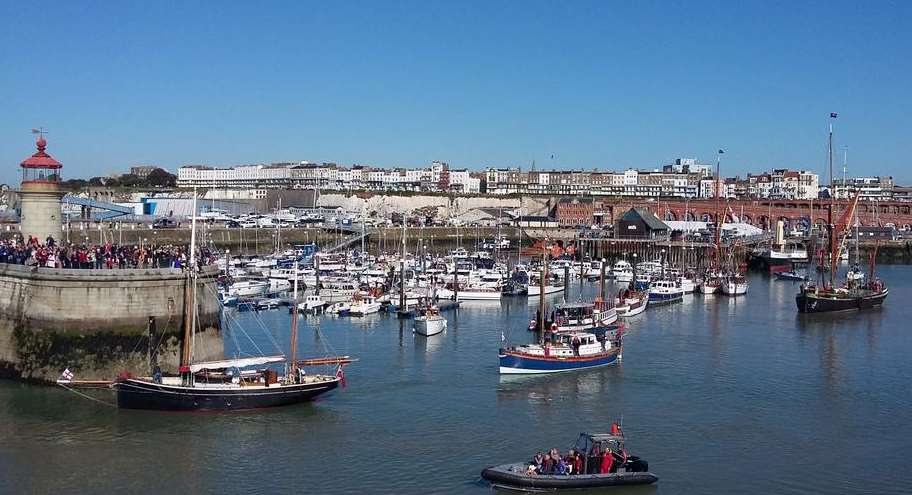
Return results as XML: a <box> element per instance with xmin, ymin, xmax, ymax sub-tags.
<box><xmin>190</xmin><ymin>355</ymin><xmax>285</xmax><ymax>372</ymax></box>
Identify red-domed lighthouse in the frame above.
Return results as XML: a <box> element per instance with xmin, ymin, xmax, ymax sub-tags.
<box><xmin>19</xmin><ymin>133</ymin><xmax>65</xmax><ymax>242</ymax></box>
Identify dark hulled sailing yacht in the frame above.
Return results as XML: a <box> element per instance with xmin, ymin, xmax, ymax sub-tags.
<box><xmin>60</xmin><ymin>193</ymin><xmax>353</xmax><ymax>411</ymax></box>
<box><xmin>796</xmin><ymin>115</ymin><xmax>888</xmax><ymax>314</ymax></box>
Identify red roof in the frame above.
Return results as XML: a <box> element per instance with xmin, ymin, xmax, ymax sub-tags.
<box><xmin>21</xmin><ymin>136</ymin><xmax>62</xmax><ymax>169</ymax></box>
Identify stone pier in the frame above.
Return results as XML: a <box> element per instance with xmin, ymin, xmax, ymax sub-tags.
<box><xmin>0</xmin><ymin>264</ymin><xmax>222</xmax><ymax>382</ymax></box>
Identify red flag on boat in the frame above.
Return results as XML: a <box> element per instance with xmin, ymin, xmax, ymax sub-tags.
<box><xmin>336</xmin><ymin>364</ymin><xmax>347</xmax><ymax>388</ymax></box>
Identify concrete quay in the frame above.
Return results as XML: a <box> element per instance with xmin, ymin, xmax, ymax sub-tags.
<box><xmin>0</xmin><ymin>263</ymin><xmax>222</xmax><ymax>382</ymax></box>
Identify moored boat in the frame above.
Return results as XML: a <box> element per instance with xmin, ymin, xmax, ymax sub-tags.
<box><xmin>796</xmin><ymin>282</ymin><xmax>888</xmax><ymax>313</ymax></box>
<box><xmin>775</xmin><ymin>270</ymin><xmax>806</xmax><ymax>281</ymax></box>
<box><xmin>647</xmin><ymin>280</ymin><xmax>683</xmax><ymax>305</ymax></box>
<box><xmin>414</xmin><ymin>305</ymin><xmax>447</xmax><ymax>336</ymax></box>
<box><xmin>721</xmin><ymin>274</ymin><xmax>749</xmax><ymax>296</ymax></box>
<box><xmin>696</xmin><ymin>276</ymin><xmax>721</xmax><ymax>294</ymax></box>
<box><xmin>58</xmin><ymin>198</ymin><xmax>354</xmax><ymax>411</ymax></box>
<box><xmin>615</xmin><ymin>289</ymin><xmax>648</xmax><ymax>317</ymax></box>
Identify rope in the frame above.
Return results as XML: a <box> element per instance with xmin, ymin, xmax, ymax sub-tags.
<box><xmin>59</xmin><ymin>384</ymin><xmax>118</xmax><ymax>408</ymax></box>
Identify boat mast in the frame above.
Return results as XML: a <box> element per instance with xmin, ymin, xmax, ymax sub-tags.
<box><xmin>713</xmin><ymin>150</ymin><xmax>724</xmax><ymax>272</ymax></box>
<box><xmin>400</xmin><ymin>218</ymin><xmax>406</xmax><ymax>310</ymax></box>
<box><xmin>181</xmin><ymin>188</ymin><xmax>199</xmax><ymax>371</ymax></box>
<box><xmin>290</xmin><ymin>261</ymin><xmax>299</xmax><ymax>380</ymax></box>
<box><xmin>828</xmin><ymin>113</ymin><xmax>837</xmax><ymax>288</ymax></box>
<box><xmin>538</xmin><ymin>240</ymin><xmax>547</xmax><ymax>342</ymax></box>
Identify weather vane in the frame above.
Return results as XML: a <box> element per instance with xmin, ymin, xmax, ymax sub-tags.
<box><xmin>31</xmin><ymin>127</ymin><xmax>47</xmax><ymax>138</ymax></box>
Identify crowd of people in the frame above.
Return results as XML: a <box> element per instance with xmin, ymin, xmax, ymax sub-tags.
<box><xmin>0</xmin><ymin>236</ymin><xmax>216</xmax><ymax>270</ymax></box>
<box><xmin>526</xmin><ymin>444</ymin><xmax>628</xmax><ymax>476</ymax></box>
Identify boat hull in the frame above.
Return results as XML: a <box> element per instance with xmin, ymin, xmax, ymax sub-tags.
<box><xmin>498</xmin><ymin>349</ymin><xmax>620</xmax><ymax>374</ymax></box>
<box><xmin>721</xmin><ymin>282</ymin><xmax>749</xmax><ymax>296</ymax></box>
<box><xmin>647</xmin><ymin>291</ymin><xmax>683</xmax><ymax>304</ymax></box>
<box><xmin>796</xmin><ymin>289</ymin><xmax>888</xmax><ymax>313</ymax></box>
<box><xmin>618</xmin><ymin>299</ymin><xmax>647</xmax><ymax>317</ymax></box>
<box><xmin>481</xmin><ymin>463</ymin><xmax>657</xmax><ymax>489</ymax></box>
<box><xmin>414</xmin><ymin>317</ymin><xmax>447</xmax><ymax>336</ymax></box>
<box><xmin>114</xmin><ymin>378</ymin><xmax>339</xmax><ymax>411</ymax></box>
<box><xmin>456</xmin><ymin>291</ymin><xmax>502</xmax><ymax>301</ymax></box>
<box><xmin>527</xmin><ymin>285</ymin><xmax>564</xmax><ymax>296</ymax></box>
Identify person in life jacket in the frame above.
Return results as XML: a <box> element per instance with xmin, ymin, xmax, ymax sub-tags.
<box><xmin>599</xmin><ymin>449</ymin><xmax>614</xmax><ymax>474</ymax></box>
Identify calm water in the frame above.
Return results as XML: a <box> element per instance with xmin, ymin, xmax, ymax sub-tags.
<box><xmin>3</xmin><ymin>266</ymin><xmax>912</xmax><ymax>495</ymax></box>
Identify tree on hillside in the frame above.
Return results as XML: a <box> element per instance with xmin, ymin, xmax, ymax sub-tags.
<box><xmin>147</xmin><ymin>168</ymin><xmax>177</xmax><ymax>187</ymax></box>
<box><xmin>118</xmin><ymin>174</ymin><xmax>143</xmax><ymax>188</ymax></box>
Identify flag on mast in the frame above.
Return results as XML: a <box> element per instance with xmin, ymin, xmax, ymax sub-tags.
<box><xmin>830</xmin><ymin>112</ymin><xmax>838</xmax><ymax>118</ymax></box>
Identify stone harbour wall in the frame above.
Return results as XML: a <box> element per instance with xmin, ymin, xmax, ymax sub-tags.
<box><xmin>0</xmin><ymin>264</ymin><xmax>222</xmax><ymax>382</ymax></box>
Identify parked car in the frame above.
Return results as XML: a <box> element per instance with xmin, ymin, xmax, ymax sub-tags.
<box><xmin>224</xmin><ymin>220</ymin><xmax>241</xmax><ymax>228</ymax></box>
<box><xmin>152</xmin><ymin>218</ymin><xmax>178</xmax><ymax>229</ymax></box>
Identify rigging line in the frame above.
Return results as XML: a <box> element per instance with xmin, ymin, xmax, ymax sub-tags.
<box><xmin>223</xmin><ymin>306</ymin><xmax>268</xmax><ymax>358</ymax></box>
<box><xmin>59</xmin><ymin>384</ymin><xmax>118</xmax><ymax>408</ymax></box>
<box><xmin>203</xmin><ymin>281</ymin><xmax>271</xmax><ymax>357</ymax></box>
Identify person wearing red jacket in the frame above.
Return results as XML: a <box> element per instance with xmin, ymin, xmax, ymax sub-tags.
<box><xmin>600</xmin><ymin>449</ymin><xmax>614</xmax><ymax>474</ymax></box>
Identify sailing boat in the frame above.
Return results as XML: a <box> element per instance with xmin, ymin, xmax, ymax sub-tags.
<box><xmin>796</xmin><ymin>115</ymin><xmax>888</xmax><ymax>313</ymax></box>
<box><xmin>499</xmin><ymin>241</ymin><xmax>623</xmax><ymax>374</ymax></box>
<box><xmin>796</xmin><ymin>193</ymin><xmax>888</xmax><ymax>313</ymax></box>
<box><xmin>59</xmin><ymin>193</ymin><xmax>354</xmax><ymax>411</ymax></box>
<box><xmin>698</xmin><ymin>151</ymin><xmax>725</xmax><ymax>295</ymax></box>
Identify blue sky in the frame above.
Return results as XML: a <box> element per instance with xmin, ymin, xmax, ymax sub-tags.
<box><xmin>1</xmin><ymin>1</ymin><xmax>910</xmax><ymax>184</ymax></box>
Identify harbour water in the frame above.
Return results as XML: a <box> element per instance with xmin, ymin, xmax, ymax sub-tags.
<box><xmin>2</xmin><ymin>266</ymin><xmax>912</xmax><ymax>494</ymax></box>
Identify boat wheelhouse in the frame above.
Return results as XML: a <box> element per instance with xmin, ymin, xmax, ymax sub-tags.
<box><xmin>552</xmin><ymin>301</ymin><xmax>617</xmax><ymax>332</ymax></box>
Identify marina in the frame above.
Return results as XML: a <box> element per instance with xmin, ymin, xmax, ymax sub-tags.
<box><xmin>3</xmin><ymin>266</ymin><xmax>911</xmax><ymax>493</ymax></box>
<box><xmin>4</xmin><ymin>3</ymin><xmax>912</xmax><ymax>493</ymax></box>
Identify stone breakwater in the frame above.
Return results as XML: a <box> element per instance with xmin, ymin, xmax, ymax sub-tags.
<box><xmin>0</xmin><ymin>264</ymin><xmax>222</xmax><ymax>382</ymax></box>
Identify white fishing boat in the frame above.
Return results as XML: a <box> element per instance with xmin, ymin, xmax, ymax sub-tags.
<box><xmin>615</xmin><ymin>290</ymin><xmax>648</xmax><ymax>317</ymax></box>
<box><xmin>414</xmin><ymin>306</ymin><xmax>447</xmax><ymax>336</ymax></box>
<box><xmin>697</xmin><ymin>276</ymin><xmax>722</xmax><ymax>295</ymax></box>
<box><xmin>677</xmin><ymin>275</ymin><xmax>696</xmax><ymax>294</ymax></box>
<box><xmin>348</xmin><ymin>295</ymin><xmax>382</xmax><ymax>316</ymax></box>
<box><xmin>721</xmin><ymin>274</ymin><xmax>749</xmax><ymax>296</ymax></box>
<box><xmin>612</xmin><ymin>260</ymin><xmax>634</xmax><ymax>283</ymax></box>
<box><xmin>325</xmin><ymin>301</ymin><xmax>350</xmax><ymax>315</ymax></box>
<box><xmin>298</xmin><ymin>295</ymin><xmax>325</xmax><ymax>314</ymax></box>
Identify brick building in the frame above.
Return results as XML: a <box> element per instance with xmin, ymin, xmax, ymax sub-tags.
<box><xmin>554</xmin><ymin>197</ymin><xmax>601</xmax><ymax>227</ymax></box>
